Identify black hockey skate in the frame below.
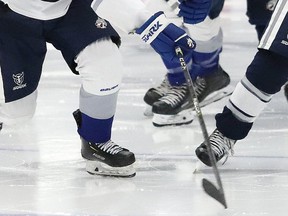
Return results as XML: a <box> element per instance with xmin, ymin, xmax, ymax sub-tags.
<box><xmin>81</xmin><ymin>138</ymin><xmax>136</xmax><ymax>177</ymax></box>
<box><xmin>143</xmin><ymin>76</ymin><xmax>171</xmax><ymax>116</ymax></box>
<box><xmin>152</xmin><ymin>84</ymin><xmax>195</xmax><ymax>126</ymax></box>
<box><xmin>152</xmin><ymin>66</ymin><xmax>232</xmax><ymax>126</ymax></box>
<box><xmin>194</xmin><ymin>66</ymin><xmax>232</xmax><ymax>107</ymax></box>
<box><xmin>73</xmin><ymin>109</ymin><xmax>136</xmax><ymax>177</ymax></box>
<box><xmin>195</xmin><ymin>129</ymin><xmax>236</xmax><ymax>166</ymax></box>
<box><xmin>144</xmin><ymin>76</ymin><xmax>171</xmax><ymax>106</ymax></box>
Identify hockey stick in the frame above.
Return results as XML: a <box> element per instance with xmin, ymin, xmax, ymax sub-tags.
<box><xmin>175</xmin><ymin>47</ymin><xmax>227</xmax><ymax>209</ymax></box>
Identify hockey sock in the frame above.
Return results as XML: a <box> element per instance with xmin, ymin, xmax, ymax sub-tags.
<box><xmin>78</xmin><ymin>87</ymin><xmax>118</xmax><ymax>143</ymax></box>
<box><xmin>161</xmin><ymin>53</ymin><xmax>193</xmax><ymax>86</ymax></box>
<box><xmin>191</xmin><ymin>48</ymin><xmax>222</xmax><ymax>78</ymax></box>
<box><xmin>77</xmin><ymin>111</ymin><xmax>114</xmax><ymax>143</ymax></box>
<box><xmin>162</xmin><ymin>48</ymin><xmax>221</xmax><ymax>86</ymax></box>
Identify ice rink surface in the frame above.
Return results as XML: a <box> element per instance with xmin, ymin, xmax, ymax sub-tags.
<box><xmin>0</xmin><ymin>1</ymin><xmax>288</xmax><ymax>216</ymax></box>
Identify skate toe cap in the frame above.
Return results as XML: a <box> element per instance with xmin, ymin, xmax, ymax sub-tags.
<box><xmin>116</xmin><ymin>150</ymin><xmax>136</xmax><ymax>167</ymax></box>
<box><xmin>195</xmin><ymin>146</ymin><xmax>212</xmax><ymax>167</ymax></box>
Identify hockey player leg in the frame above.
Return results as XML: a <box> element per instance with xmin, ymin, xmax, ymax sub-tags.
<box><xmin>200</xmin><ymin>1</ymin><xmax>288</xmax><ymax>166</ymax></box>
<box><xmin>0</xmin><ymin>13</ymin><xmax>45</xmax><ymax>129</ymax></box>
<box><xmin>196</xmin><ymin>49</ymin><xmax>288</xmax><ymax>166</ymax></box>
<box><xmin>183</xmin><ymin>0</ymin><xmax>232</xmax><ymax>105</ymax></box>
<box><xmin>75</xmin><ymin>38</ymin><xmax>136</xmax><ymax>177</ymax></box>
<box><xmin>183</xmin><ymin>16</ymin><xmax>233</xmax><ymax>105</ymax></box>
<box><xmin>0</xmin><ymin>91</ymin><xmax>37</xmax><ymax>127</ymax></box>
<box><xmin>151</xmin><ymin>17</ymin><xmax>232</xmax><ymax>126</ymax></box>
<box><xmin>73</xmin><ymin>109</ymin><xmax>136</xmax><ymax>177</ymax></box>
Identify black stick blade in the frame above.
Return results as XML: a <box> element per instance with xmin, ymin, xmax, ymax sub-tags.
<box><xmin>202</xmin><ymin>178</ymin><xmax>228</xmax><ymax>209</ymax></box>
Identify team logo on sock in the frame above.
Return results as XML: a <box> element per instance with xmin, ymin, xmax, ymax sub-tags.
<box><xmin>187</xmin><ymin>37</ymin><xmax>195</xmax><ymax>49</ymax></box>
<box><xmin>266</xmin><ymin>0</ymin><xmax>277</xmax><ymax>11</ymax></box>
<box><xmin>12</xmin><ymin>72</ymin><xmax>27</xmax><ymax>90</ymax></box>
<box><xmin>95</xmin><ymin>17</ymin><xmax>107</xmax><ymax>29</ymax></box>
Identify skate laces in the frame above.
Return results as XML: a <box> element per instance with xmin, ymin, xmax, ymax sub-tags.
<box><xmin>97</xmin><ymin>140</ymin><xmax>123</xmax><ymax>155</ymax></box>
<box><xmin>209</xmin><ymin>129</ymin><xmax>235</xmax><ymax>164</ymax></box>
<box><xmin>159</xmin><ymin>85</ymin><xmax>187</xmax><ymax>107</ymax></box>
<box><xmin>194</xmin><ymin>77</ymin><xmax>207</xmax><ymax>97</ymax></box>
<box><xmin>152</xmin><ymin>77</ymin><xmax>170</xmax><ymax>96</ymax></box>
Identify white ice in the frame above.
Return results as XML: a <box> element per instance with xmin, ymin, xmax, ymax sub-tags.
<box><xmin>0</xmin><ymin>1</ymin><xmax>288</xmax><ymax>216</ymax></box>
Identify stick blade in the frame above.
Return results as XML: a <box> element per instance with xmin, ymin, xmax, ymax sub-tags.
<box><xmin>202</xmin><ymin>178</ymin><xmax>228</xmax><ymax>209</ymax></box>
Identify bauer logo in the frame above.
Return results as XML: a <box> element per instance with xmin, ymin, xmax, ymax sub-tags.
<box><xmin>12</xmin><ymin>72</ymin><xmax>27</xmax><ymax>90</ymax></box>
<box><xmin>95</xmin><ymin>17</ymin><xmax>107</xmax><ymax>29</ymax></box>
<box><xmin>100</xmin><ymin>84</ymin><xmax>119</xmax><ymax>92</ymax></box>
<box><xmin>142</xmin><ymin>21</ymin><xmax>163</xmax><ymax>43</ymax></box>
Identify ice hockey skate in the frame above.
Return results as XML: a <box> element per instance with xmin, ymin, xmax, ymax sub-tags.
<box><xmin>81</xmin><ymin>138</ymin><xmax>136</xmax><ymax>177</ymax></box>
<box><xmin>151</xmin><ymin>66</ymin><xmax>233</xmax><ymax>126</ymax></box>
<box><xmin>151</xmin><ymin>83</ymin><xmax>195</xmax><ymax>127</ymax></box>
<box><xmin>73</xmin><ymin>109</ymin><xmax>136</xmax><ymax>177</ymax></box>
<box><xmin>195</xmin><ymin>67</ymin><xmax>234</xmax><ymax>108</ymax></box>
<box><xmin>143</xmin><ymin>76</ymin><xmax>171</xmax><ymax>116</ymax></box>
<box><xmin>195</xmin><ymin>129</ymin><xmax>236</xmax><ymax>166</ymax></box>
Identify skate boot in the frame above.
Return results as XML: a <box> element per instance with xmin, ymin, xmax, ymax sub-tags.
<box><xmin>81</xmin><ymin>138</ymin><xmax>136</xmax><ymax>177</ymax></box>
<box><xmin>152</xmin><ymin>84</ymin><xmax>194</xmax><ymax>127</ymax></box>
<box><xmin>143</xmin><ymin>76</ymin><xmax>171</xmax><ymax>116</ymax></box>
<box><xmin>195</xmin><ymin>129</ymin><xmax>236</xmax><ymax>166</ymax></box>
<box><xmin>194</xmin><ymin>66</ymin><xmax>233</xmax><ymax>107</ymax></box>
<box><xmin>73</xmin><ymin>109</ymin><xmax>136</xmax><ymax>177</ymax></box>
<box><xmin>152</xmin><ymin>66</ymin><xmax>232</xmax><ymax>126</ymax></box>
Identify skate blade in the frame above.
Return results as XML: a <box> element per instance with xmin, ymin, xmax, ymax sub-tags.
<box><xmin>198</xmin><ymin>85</ymin><xmax>234</xmax><ymax>108</ymax></box>
<box><xmin>85</xmin><ymin>160</ymin><xmax>136</xmax><ymax>178</ymax></box>
<box><xmin>143</xmin><ymin>105</ymin><xmax>153</xmax><ymax>117</ymax></box>
<box><xmin>152</xmin><ymin>109</ymin><xmax>194</xmax><ymax>127</ymax></box>
<box><xmin>193</xmin><ymin>161</ymin><xmax>208</xmax><ymax>174</ymax></box>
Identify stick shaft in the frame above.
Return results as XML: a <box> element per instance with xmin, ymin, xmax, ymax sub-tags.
<box><xmin>175</xmin><ymin>47</ymin><xmax>227</xmax><ymax>207</ymax></box>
